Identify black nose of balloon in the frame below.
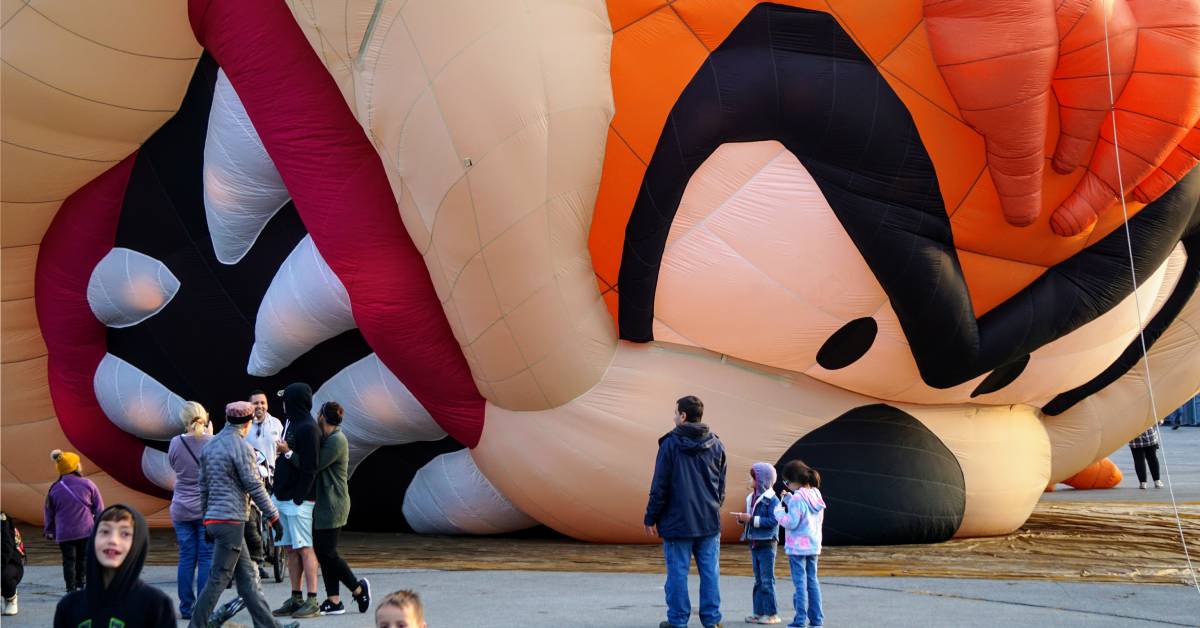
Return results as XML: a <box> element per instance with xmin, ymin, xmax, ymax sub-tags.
<box><xmin>775</xmin><ymin>404</ymin><xmax>966</xmax><ymax>545</ymax></box>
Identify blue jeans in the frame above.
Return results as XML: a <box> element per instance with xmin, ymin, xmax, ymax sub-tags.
<box><xmin>788</xmin><ymin>555</ymin><xmax>823</xmax><ymax>627</ymax></box>
<box><xmin>174</xmin><ymin>520</ymin><xmax>213</xmax><ymax>617</ymax></box>
<box><xmin>751</xmin><ymin>543</ymin><xmax>778</xmax><ymax>616</ymax></box>
<box><xmin>663</xmin><ymin>534</ymin><xmax>721</xmax><ymax>626</ymax></box>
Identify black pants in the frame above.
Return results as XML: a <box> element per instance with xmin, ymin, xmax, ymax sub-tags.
<box><xmin>59</xmin><ymin>538</ymin><xmax>87</xmax><ymax>591</ymax></box>
<box><xmin>244</xmin><ymin>507</ymin><xmax>264</xmax><ymax>565</ymax></box>
<box><xmin>1130</xmin><ymin>445</ymin><xmax>1161</xmax><ymax>483</ymax></box>
<box><xmin>2</xmin><ymin>562</ymin><xmax>22</xmax><ymax>598</ymax></box>
<box><xmin>313</xmin><ymin>528</ymin><xmax>358</xmax><ymax>597</ymax></box>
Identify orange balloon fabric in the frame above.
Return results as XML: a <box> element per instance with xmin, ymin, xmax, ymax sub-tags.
<box><xmin>1062</xmin><ymin>457</ymin><xmax>1123</xmax><ymax>489</ymax></box>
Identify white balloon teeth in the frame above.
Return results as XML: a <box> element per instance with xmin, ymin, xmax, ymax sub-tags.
<box><xmin>87</xmin><ymin>248</ymin><xmax>180</xmax><ymax>328</ymax></box>
<box><xmin>203</xmin><ymin>69</ymin><xmax>291</xmax><ymax>265</ymax></box>
<box><xmin>313</xmin><ymin>354</ymin><xmax>447</xmax><ymax>473</ymax></box>
<box><xmin>403</xmin><ymin>449</ymin><xmax>536</xmax><ymax>535</ymax></box>
<box><xmin>247</xmin><ymin>235</ymin><xmax>356</xmax><ymax>376</ymax></box>
<box><xmin>141</xmin><ymin>447</ymin><xmax>176</xmax><ymax>491</ymax></box>
<box><xmin>93</xmin><ymin>353</ymin><xmax>187</xmax><ymax>441</ymax></box>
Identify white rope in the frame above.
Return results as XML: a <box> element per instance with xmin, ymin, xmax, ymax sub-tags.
<box><xmin>1099</xmin><ymin>8</ymin><xmax>1199</xmax><ymax>594</ymax></box>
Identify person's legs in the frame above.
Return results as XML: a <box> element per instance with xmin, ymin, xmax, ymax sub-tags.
<box><xmin>788</xmin><ymin>555</ymin><xmax>807</xmax><ymax>628</ymax></box>
<box><xmin>314</xmin><ymin>528</ymin><xmax>360</xmax><ymax>602</ymax></box>
<box><xmin>226</xmin><ymin>524</ymin><xmax>280</xmax><ymax>628</ymax></box>
<box><xmin>805</xmin><ymin>555</ymin><xmax>823</xmax><ymax>626</ymax></box>
<box><xmin>1</xmin><ymin>563</ymin><xmax>22</xmax><ymax>599</ymax></box>
<box><xmin>751</xmin><ymin>543</ymin><xmax>778</xmax><ymax>617</ymax></box>
<box><xmin>174</xmin><ymin>520</ymin><xmax>199</xmax><ymax>617</ymax></box>
<box><xmin>58</xmin><ymin>541</ymin><xmax>75</xmax><ymax>591</ymax></box>
<box><xmin>291</xmin><ymin>502</ymin><xmax>319</xmax><ymax>596</ymax></box>
<box><xmin>1146</xmin><ymin>445</ymin><xmax>1162</xmax><ymax>482</ymax></box>
<box><xmin>662</xmin><ymin>538</ymin><xmax>691</xmax><ymax>626</ymax></box>
<box><xmin>72</xmin><ymin>539</ymin><xmax>86</xmax><ymax>590</ymax></box>
<box><xmin>196</xmin><ymin>521</ymin><xmax>213</xmax><ymax>601</ymax></box>
<box><xmin>1131</xmin><ymin>446</ymin><xmax>1148</xmax><ymax>483</ymax></box>
<box><xmin>313</xmin><ymin>528</ymin><xmax>340</xmax><ymax>599</ymax></box>
<box><xmin>189</xmin><ymin>523</ymin><xmax>242</xmax><ymax>628</ymax></box>
<box><xmin>245</xmin><ymin>506</ymin><xmax>264</xmax><ymax>565</ymax></box>
<box><xmin>694</xmin><ymin>534</ymin><xmax>722</xmax><ymax>626</ymax></box>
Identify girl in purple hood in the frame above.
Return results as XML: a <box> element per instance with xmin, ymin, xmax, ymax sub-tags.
<box><xmin>733</xmin><ymin>462</ymin><xmax>782</xmax><ymax>624</ymax></box>
<box><xmin>774</xmin><ymin>460</ymin><xmax>826</xmax><ymax>628</ymax></box>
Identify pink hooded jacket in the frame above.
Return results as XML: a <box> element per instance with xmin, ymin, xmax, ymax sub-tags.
<box><xmin>773</xmin><ymin>486</ymin><xmax>826</xmax><ymax>556</ymax></box>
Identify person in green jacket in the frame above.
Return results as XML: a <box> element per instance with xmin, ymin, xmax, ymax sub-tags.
<box><xmin>312</xmin><ymin>402</ymin><xmax>370</xmax><ymax>616</ymax></box>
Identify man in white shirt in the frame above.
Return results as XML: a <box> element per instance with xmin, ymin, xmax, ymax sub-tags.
<box><xmin>243</xmin><ymin>389</ymin><xmax>283</xmax><ymax>578</ymax></box>
<box><xmin>245</xmin><ymin>390</ymin><xmax>284</xmax><ymax>477</ymax></box>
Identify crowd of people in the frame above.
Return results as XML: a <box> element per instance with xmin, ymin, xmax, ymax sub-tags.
<box><xmin>27</xmin><ymin>390</ymin><xmax>830</xmax><ymax>627</ymax></box>
<box><xmin>32</xmin><ymin>382</ymin><xmax>417</xmax><ymax>628</ymax></box>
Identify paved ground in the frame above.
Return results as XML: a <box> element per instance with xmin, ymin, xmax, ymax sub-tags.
<box><xmin>5</xmin><ymin>565</ymin><xmax>1199</xmax><ymax>627</ymax></box>
<box><xmin>6</xmin><ymin>428</ymin><xmax>1197</xmax><ymax>626</ymax></box>
<box><xmin>1042</xmin><ymin>426</ymin><xmax>1200</xmax><ymax>503</ymax></box>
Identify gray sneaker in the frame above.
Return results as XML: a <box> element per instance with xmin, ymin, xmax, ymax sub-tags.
<box><xmin>291</xmin><ymin>598</ymin><xmax>321</xmax><ymax>619</ymax></box>
<box><xmin>271</xmin><ymin>596</ymin><xmax>302</xmax><ymax>617</ymax></box>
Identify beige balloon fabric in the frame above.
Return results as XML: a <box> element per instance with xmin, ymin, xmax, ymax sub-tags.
<box><xmin>0</xmin><ymin>0</ymin><xmax>199</xmax><ymax>524</ymax></box>
<box><xmin>471</xmin><ymin>341</ymin><xmax>1049</xmax><ymax>543</ymax></box>
<box><xmin>285</xmin><ymin>2</ymin><xmax>1200</xmax><ymax>543</ymax></box>
<box><xmin>290</xmin><ymin>0</ymin><xmax>618</xmax><ymax>412</ymax></box>
<box><xmin>655</xmin><ymin>141</ymin><xmax>1191</xmax><ymax>408</ymax></box>
<box><xmin>1044</xmin><ymin>288</ymin><xmax>1200</xmax><ymax>484</ymax></box>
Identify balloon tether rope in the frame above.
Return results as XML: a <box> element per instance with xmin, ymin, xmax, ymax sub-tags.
<box><xmin>1100</xmin><ymin>10</ymin><xmax>1199</xmax><ymax>594</ymax></box>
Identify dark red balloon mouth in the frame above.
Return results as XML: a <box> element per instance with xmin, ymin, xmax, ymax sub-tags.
<box><xmin>36</xmin><ymin>0</ymin><xmax>485</xmax><ymax>496</ymax></box>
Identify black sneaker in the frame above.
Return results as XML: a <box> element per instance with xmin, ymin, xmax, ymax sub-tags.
<box><xmin>318</xmin><ymin>599</ymin><xmax>345</xmax><ymax>616</ymax></box>
<box><xmin>353</xmin><ymin>578</ymin><xmax>371</xmax><ymax>613</ymax></box>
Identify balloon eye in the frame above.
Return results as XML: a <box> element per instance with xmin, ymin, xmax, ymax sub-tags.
<box><xmin>816</xmin><ymin>317</ymin><xmax>878</xmax><ymax>370</ymax></box>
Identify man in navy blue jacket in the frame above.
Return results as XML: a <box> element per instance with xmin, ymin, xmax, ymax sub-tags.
<box><xmin>645</xmin><ymin>395</ymin><xmax>727</xmax><ymax>628</ymax></box>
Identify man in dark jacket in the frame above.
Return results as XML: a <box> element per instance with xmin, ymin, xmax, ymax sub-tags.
<box><xmin>270</xmin><ymin>383</ymin><xmax>322</xmax><ymax>619</ymax></box>
<box><xmin>645</xmin><ymin>395</ymin><xmax>727</xmax><ymax>628</ymax></box>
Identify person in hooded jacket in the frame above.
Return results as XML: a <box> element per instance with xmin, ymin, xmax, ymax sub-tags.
<box><xmin>270</xmin><ymin>383</ymin><xmax>322</xmax><ymax>619</ymax></box>
<box><xmin>644</xmin><ymin>395</ymin><xmax>728</xmax><ymax>628</ymax></box>
<box><xmin>733</xmin><ymin>462</ymin><xmax>782</xmax><ymax>624</ymax></box>
<box><xmin>52</xmin><ymin>504</ymin><xmax>175</xmax><ymax>628</ymax></box>
<box><xmin>773</xmin><ymin>461</ymin><xmax>827</xmax><ymax>628</ymax></box>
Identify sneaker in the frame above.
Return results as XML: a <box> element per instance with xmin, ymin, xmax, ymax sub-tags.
<box><xmin>760</xmin><ymin>616</ymin><xmax>782</xmax><ymax>625</ymax></box>
<box><xmin>703</xmin><ymin>624</ymin><xmax>724</xmax><ymax>628</ymax></box>
<box><xmin>659</xmin><ymin>623</ymin><xmax>687</xmax><ymax>628</ymax></box>
<box><xmin>258</xmin><ymin>565</ymin><xmax>270</xmax><ymax>581</ymax></box>
<box><xmin>210</xmin><ymin>597</ymin><xmax>246</xmax><ymax>627</ymax></box>
<box><xmin>1140</xmin><ymin>482</ymin><xmax>1148</xmax><ymax>489</ymax></box>
<box><xmin>280</xmin><ymin>623</ymin><xmax>300</xmax><ymax>628</ymax></box>
<box><xmin>353</xmin><ymin>578</ymin><xmax>371</xmax><ymax>613</ymax></box>
<box><xmin>745</xmin><ymin>615</ymin><xmax>762</xmax><ymax>624</ymax></box>
<box><xmin>2</xmin><ymin>595</ymin><xmax>17</xmax><ymax>616</ymax></box>
<box><xmin>318</xmin><ymin>599</ymin><xmax>345</xmax><ymax>615</ymax></box>
<box><xmin>291</xmin><ymin>597</ymin><xmax>321</xmax><ymax>619</ymax></box>
<box><xmin>1155</xmin><ymin>480</ymin><xmax>1165</xmax><ymax>488</ymax></box>
<box><xmin>272</xmin><ymin>596</ymin><xmax>302</xmax><ymax>617</ymax></box>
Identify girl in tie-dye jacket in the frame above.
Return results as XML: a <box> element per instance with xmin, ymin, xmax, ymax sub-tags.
<box><xmin>773</xmin><ymin>461</ymin><xmax>826</xmax><ymax>628</ymax></box>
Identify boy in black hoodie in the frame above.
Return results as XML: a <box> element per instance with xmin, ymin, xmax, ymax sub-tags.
<box><xmin>270</xmin><ymin>382</ymin><xmax>322</xmax><ymax>618</ymax></box>
<box><xmin>52</xmin><ymin>504</ymin><xmax>175</xmax><ymax>628</ymax></box>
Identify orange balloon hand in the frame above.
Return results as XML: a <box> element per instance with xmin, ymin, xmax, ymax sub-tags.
<box><xmin>924</xmin><ymin>0</ymin><xmax>1200</xmax><ymax>236</ymax></box>
<box><xmin>1050</xmin><ymin>0</ymin><xmax>1200</xmax><ymax>236</ymax></box>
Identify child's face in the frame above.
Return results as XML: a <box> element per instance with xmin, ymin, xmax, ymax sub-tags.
<box><xmin>746</xmin><ymin>475</ymin><xmax>756</xmax><ymax>490</ymax></box>
<box><xmin>377</xmin><ymin>604</ymin><xmax>426</xmax><ymax>628</ymax></box>
<box><xmin>94</xmin><ymin>519</ymin><xmax>134</xmax><ymax>569</ymax></box>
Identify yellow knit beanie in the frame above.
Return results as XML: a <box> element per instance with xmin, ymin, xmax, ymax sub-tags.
<box><xmin>51</xmin><ymin>449</ymin><xmax>81</xmax><ymax>475</ymax></box>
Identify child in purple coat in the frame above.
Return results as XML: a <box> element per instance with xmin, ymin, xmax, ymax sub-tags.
<box><xmin>44</xmin><ymin>449</ymin><xmax>103</xmax><ymax>592</ymax></box>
